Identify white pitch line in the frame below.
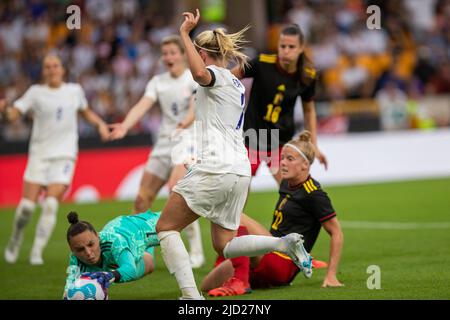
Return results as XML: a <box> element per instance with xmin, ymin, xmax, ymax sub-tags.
<box><xmin>340</xmin><ymin>221</ymin><xmax>450</xmax><ymax>230</ymax></box>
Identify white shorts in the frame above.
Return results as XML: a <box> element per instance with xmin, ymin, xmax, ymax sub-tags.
<box><xmin>24</xmin><ymin>157</ymin><xmax>76</xmax><ymax>186</ymax></box>
<box><xmin>145</xmin><ymin>130</ymin><xmax>196</xmax><ymax>181</ymax></box>
<box><xmin>173</xmin><ymin>169</ymin><xmax>251</xmax><ymax>230</ymax></box>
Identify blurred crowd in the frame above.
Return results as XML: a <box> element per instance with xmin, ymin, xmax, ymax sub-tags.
<box><xmin>279</xmin><ymin>0</ymin><xmax>450</xmax><ymax>130</ymax></box>
<box><xmin>0</xmin><ymin>0</ymin><xmax>449</xmax><ymax>142</ymax></box>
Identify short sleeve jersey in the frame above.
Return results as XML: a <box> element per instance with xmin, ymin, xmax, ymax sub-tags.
<box><xmin>270</xmin><ymin>177</ymin><xmax>336</xmax><ymax>252</ymax></box>
<box><xmin>242</xmin><ymin>53</ymin><xmax>317</xmax><ymax>151</ymax></box>
<box><xmin>14</xmin><ymin>83</ymin><xmax>88</xmax><ymax>159</ymax></box>
<box><xmin>144</xmin><ymin>69</ymin><xmax>197</xmax><ymax>139</ymax></box>
<box><xmin>191</xmin><ymin>65</ymin><xmax>250</xmax><ymax>176</ymax></box>
<box><xmin>65</xmin><ymin>211</ymin><xmax>160</xmax><ymax>288</ymax></box>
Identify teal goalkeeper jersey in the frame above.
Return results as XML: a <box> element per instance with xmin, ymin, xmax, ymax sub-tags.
<box><xmin>65</xmin><ymin>211</ymin><xmax>160</xmax><ymax>290</ymax></box>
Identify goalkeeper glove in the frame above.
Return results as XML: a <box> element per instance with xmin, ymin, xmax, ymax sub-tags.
<box><xmin>81</xmin><ymin>271</ymin><xmax>115</xmax><ymax>289</ymax></box>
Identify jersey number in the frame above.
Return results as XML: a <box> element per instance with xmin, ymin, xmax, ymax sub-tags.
<box><xmin>264</xmin><ymin>85</ymin><xmax>285</xmax><ymax>124</ymax></box>
<box><xmin>236</xmin><ymin>93</ymin><xmax>245</xmax><ymax>129</ymax></box>
<box><xmin>271</xmin><ymin>210</ymin><xmax>283</xmax><ymax>230</ymax></box>
<box><xmin>56</xmin><ymin>107</ymin><xmax>63</xmax><ymax>120</ymax></box>
<box><xmin>264</xmin><ymin>104</ymin><xmax>282</xmax><ymax>124</ymax></box>
<box><xmin>171</xmin><ymin>102</ymin><xmax>178</xmax><ymax>116</ymax></box>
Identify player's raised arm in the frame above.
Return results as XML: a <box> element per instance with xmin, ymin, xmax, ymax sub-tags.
<box><xmin>179</xmin><ymin>9</ymin><xmax>213</xmax><ymax>86</ymax></box>
<box><xmin>108</xmin><ymin>96</ymin><xmax>154</xmax><ymax>140</ymax></box>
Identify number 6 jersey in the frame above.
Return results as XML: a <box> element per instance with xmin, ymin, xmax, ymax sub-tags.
<box><xmin>14</xmin><ymin>83</ymin><xmax>88</xmax><ymax>160</ymax></box>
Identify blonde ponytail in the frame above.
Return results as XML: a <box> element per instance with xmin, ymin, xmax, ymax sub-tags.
<box><xmin>286</xmin><ymin>130</ymin><xmax>315</xmax><ymax>164</ymax></box>
<box><xmin>194</xmin><ymin>25</ymin><xmax>250</xmax><ymax>70</ymax></box>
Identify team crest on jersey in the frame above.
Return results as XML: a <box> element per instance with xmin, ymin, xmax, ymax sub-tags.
<box><xmin>232</xmin><ymin>78</ymin><xmax>242</xmax><ymax>88</ymax></box>
<box><xmin>304</xmin><ymin>67</ymin><xmax>316</xmax><ymax>79</ymax></box>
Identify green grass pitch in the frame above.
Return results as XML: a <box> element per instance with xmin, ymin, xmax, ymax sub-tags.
<box><xmin>1</xmin><ymin>177</ymin><xmax>449</xmax><ymax>300</ymax></box>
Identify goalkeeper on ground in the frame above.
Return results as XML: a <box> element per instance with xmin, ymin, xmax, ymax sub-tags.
<box><xmin>63</xmin><ymin>210</ymin><xmax>160</xmax><ymax>297</ymax></box>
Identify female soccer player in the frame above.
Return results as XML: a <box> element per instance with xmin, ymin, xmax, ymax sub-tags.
<box><xmin>232</xmin><ymin>24</ymin><xmax>328</xmax><ymax>183</ymax></box>
<box><xmin>156</xmin><ymin>9</ymin><xmax>312</xmax><ymax>300</ymax></box>
<box><xmin>63</xmin><ymin>210</ymin><xmax>159</xmax><ymax>298</ymax></box>
<box><xmin>202</xmin><ymin>131</ymin><xmax>344</xmax><ymax>296</ymax></box>
<box><xmin>109</xmin><ymin>35</ymin><xmax>205</xmax><ymax>268</ymax></box>
<box><xmin>1</xmin><ymin>54</ymin><xmax>109</xmax><ymax>265</ymax></box>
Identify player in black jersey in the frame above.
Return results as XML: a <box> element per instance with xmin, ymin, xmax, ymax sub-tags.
<box><xmin>202</xmin><ymin>131</ymin><xmax>343</xmax><ymax>296</ymax></box>
<box><xmin>232</xmin><ymin>24</ymin><xmax>328</xmax><ymax>183</ymax></box>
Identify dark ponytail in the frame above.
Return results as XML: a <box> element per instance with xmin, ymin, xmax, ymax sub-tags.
<box><xmin>66</xmin><ymin>211</ymin><xmax>96</xmax><ymax>243</ymax></box>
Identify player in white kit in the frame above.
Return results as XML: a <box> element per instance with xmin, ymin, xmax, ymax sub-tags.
<box><xmin>156</xmin><ymin>9</ymin><xmax>313</xmax><ymax>299</ymax></box>
<box><xmin>1</xmin><ymin>55</ymin><xmax>109</xmax><ymax>265</ymax></box>
<box><xmin>109</xmin><ymin>35</ymin><xmax>205</xmax><ymax>268</ymax></box>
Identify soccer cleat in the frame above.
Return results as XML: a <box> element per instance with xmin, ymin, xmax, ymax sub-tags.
<box><xmin>312</xmin><ymin>259</ymin><xmax>328</xmax><ymax>269</ymax></box>
<box><xmin>208</xmin><ymin>277</ymin><xmax>252</xmax><ymax>297</ymax></box>
<box><xmin>190</xmin><ymin>253</ymin><xmax>205</xmax><ymax>269</ymax></box>
<box><xmin>282</xmin><ymin>233</ymin><xmax>313</xmax><ymax>279</ymax></box>
<box><xmin>30</xmin><ymin>251</ymin><xmax>44</xmax><ymax>265</ymax></box>
<box><xmin>4</xmin><ymin>237</ymin><xmax>23</xmax><ymax>264</ymax></box>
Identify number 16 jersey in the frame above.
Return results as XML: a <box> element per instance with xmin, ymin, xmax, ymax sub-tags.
<box><xmin>242</xmin><ymin>53</ymin><xmax>316</xmax><ymax>151</ymax></box>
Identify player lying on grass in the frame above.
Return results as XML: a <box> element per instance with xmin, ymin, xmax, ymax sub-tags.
<box><xmin>63</xmin><ymin>211</ymin><xmax>159</xmax><ymax>298</ymax></box>
<box><xmin>201</xmin><ymin>131</ymin><xmax>344</xmax><ymax>297</ymax></box>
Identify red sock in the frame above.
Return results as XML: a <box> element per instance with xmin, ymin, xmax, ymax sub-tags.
<box><xmin>230</xmin><ymin>226</ymin><xmax>250</xmax><ymax>284</ymax></box>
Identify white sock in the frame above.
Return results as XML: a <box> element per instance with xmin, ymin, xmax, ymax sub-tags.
<box><xmin>9</xmin><ymin>198</ymin><xmax>36</xmax><ymax>246</ymax></box>
<box><xmin>31</xmin><ymin>197</ymin><xmax>58</xmax><ymax>257</ymax></box>
<box><xmin>223</xmin><ymin>235</ymin><xmax>287</xmax><ymax>258</ymax></box>
<box><xmin>158</xmin><ymin>230</ymin><xmax>201</xmax><ymax>299</ymax></box>
<box><xmin>184</xmin><ymin>220</ymin><xmax>204</xmax><ymax>257</ymax></box>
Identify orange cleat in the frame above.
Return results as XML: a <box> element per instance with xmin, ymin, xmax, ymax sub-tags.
<box><xmin>312</xmin><ymin>259</ymin><xmax>328</xmax><ymax>269</ymax></box>
<box><xmin>208</xmin><ymin>277</ymin><xmax>252</xmax><ymax>297</ymax></box>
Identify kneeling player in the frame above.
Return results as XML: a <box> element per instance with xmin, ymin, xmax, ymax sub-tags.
<box><xmin>201</xmin><ymin>131</ymin><xmax>344</xmax><ymax>296</ymax></box>
<box><xmin>63</xmin><ymin>210</ymin><xmax>159</xmax><ymax>298</ymax></box>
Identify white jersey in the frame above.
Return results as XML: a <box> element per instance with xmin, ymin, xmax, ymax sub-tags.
<box><xmin>192</xmin><ymin>65</ymin><xmax>250</xmax><ymax>176</ymax></box>
<box><xmin>144</xmin><ymin>69</ymin><xmax>197</xmax><ymax>139</ymax></box>
<box><xmin>14</xmin><ymin>83</ymin><xmax>88</xmax><ymax>160</ymax></box>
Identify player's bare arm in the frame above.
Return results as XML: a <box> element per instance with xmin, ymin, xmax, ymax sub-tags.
<box><xmin>108</xmin><ymin>96</ymin><xmax>154</xmax><ymax>140</ymax></box>
<box><xmin>321</xmin><ymin>217</ymin><xmax>344</xmax><ymax>288</ymax></box>
<box><xmin>180</xmin><ymin>9</ymin><xmax>213</xmax><ymax>86</ymax></box>
<box><xmin>79</xmin><ymin>108</ymin><xmax>109</xmax><ymax>142</ymax></box>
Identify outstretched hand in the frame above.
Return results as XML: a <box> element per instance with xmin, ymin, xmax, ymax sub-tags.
<box><xmin>180</xmin><ymin>8</ymin><xmax>200</xmax><ymax>34</ymax></box>
<box><xmin>108</xmin><ymin>123</ymin><xmax>128</xmax><ymax>141</ymax></box>
<box><xmin>98</xmin><ymin>123</ymin><xmax>110</xmax><ymax>142</ymax></box>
